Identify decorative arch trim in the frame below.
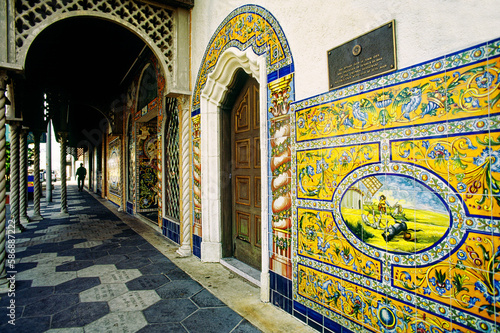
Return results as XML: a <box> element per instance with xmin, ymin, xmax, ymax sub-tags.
<box><xmin>199</xmin><ymin>46</ymin><xmax>268</xmax><ymax>278</ymax></box>
<box><xmin>192</xmin><ymin>4</ymin><xmax>293</xmax><ymax>113</ymax></box>
<box><xmin>14</xmin><ymin>1</ymin><xmax>174</xmax><ymax>85</ymax></box>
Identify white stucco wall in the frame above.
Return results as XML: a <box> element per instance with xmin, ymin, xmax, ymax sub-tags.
<box><xmin>191</xmin><ymin>0</ymin><xmax>500</xmax><ymax>101</ymax></box>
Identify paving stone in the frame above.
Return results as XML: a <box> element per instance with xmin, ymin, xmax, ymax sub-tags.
<box><xmin>45</xmin><ymin>327</ymin><xmax>84</xmax><ymax>333</ymax></box>
<box><xmin>15</xmin><ymin>249</ymin><xmax>42</xmax><ymax>258</ymax></box>
<box><xmin>136</xmin><ymin>323</ymin><xmax>188</xmax><ymax>333</ymax></box>
<box><xmin>108</xmin><ymin>290</ymin><xmax>160</xmax><ymax>311</ymax></box>
<box><xmin>148</xmin><ymin>254</ymin><xmax>173</xmax><ymax>264</ymax></box>
<box><xmin>119</xmin><ymin>238</ymin><xmax>148</xmax><ymax>247</ymax></box>
<box><xmin>51</xmin><ymin>301</ymin><xmax>110</xmax><ymax>328</ymax></box>
<box><xmin>114</xmin><ymin>258</ymin><xmax>151</xmax><ymax>269</ymax></box>
<box><xmin>181</xmin><ymin>307</ymin><xmax>244</xmax><ymax>333</ymax></box>
<box><xmin>59</xmin><ymin>239</ymin><xmax>88</xmax><ymax>246</ymax></box>
<box><xmin>84</xmin><ymin>311</ymin><xmax>148</xmax><ymax>333</ymax></box>
<box><xmin>57</xmin><ymin>248</ymin><xmax>92</xmax><ymax>257</ymax></box>
<box><xmin>165</xmin><ymin>268</ymin><xmax>191</xmax><ymax>280</ymax></box>
<box><xmin>10</xmin><ymin>286</ymin><xmax>54</xmax><ymax>306</ymax></box>
<box><xmin>126</xmin><ymin>275</ymin><xmax>169</xmax><ymax>290</ymax></box>
<box><xmin>0</xmin><ymin>302</ymin><xmax>24</xmax><ymax>320</ymax></box>
<box><xmin>13</xmin><ymin>262</ymin><xmax>37</xmax><ymax>272</ymax></box>
<box><xmin>100</xmin><ymin>269</ymin><xmax>141</xmax><ymax>284</ymax></box>
<box><xmin>90</xmin><ymin>243</ymin><xmax>120</xmax><ymax>252</ymax></box>
<box><xmin>29</xmin><ymin>242</ymin><xmax>58</xmax><ymax>250</ymax></box>
<box><xmin>107</xmin><ymin>246</ymin><xmax>140</xmax><ymax>255</ymax></box>
<box><xmin>143</xmin><ymin>299</ymin><xmax>198</xmax><ymax>323</ymax></box>
<box><xmin>79</xmin><ymin>283</ymin><xmax>129</xmax><ymax>302</ymax></box>
<box><xmin>8</xmin><ymin>279</ymin><xmax>31</xmax><ymax>292</ymax></box>
<box><xmin>23</xmin><ymin>294</ymin><xmax>79</xmax><ymax>316</ymax></box>
<box><xmin>40</xmin><ymin>256</ymin><xmax>76</xmax><ymax>267</ymax></box>
<box><xmin>31</xmin><ymin>271</ymin><xmax>78</xmax><ymax>287</ymax></box>
<box><xmin>191</xmin><ymin>289</ymin><xmax>226</xmax><ymax>307</ymax></box>
<box><xmin>74</xmin><ymin>240</ymin><xmax>104</xmax><ymax>248</ymax></box>
<box><xmin>41</xmin><ymin>244</ymin><xmax>76</xmax><ymax>253</ymax></box>
<box><xmin>74</xmin><ymin>251</ymin><xmax>109</xmax><ymax>261</ymax></box>
<box><xmin>138</xmin><ymin>243</ymin><xmax>157</xmax><ymax>251</ymax></box>
<box><xmin>19</xmin><ymin>252</ymin><xmax>58</xmax><ymax>263</ymax></box>
<box><xmin>139</xmin><ymin>263</ymin><xmax>176</xmax><ymax>275</ymax></box>
<box><xmin>55</xmin><ymin>277</ymin><xmax>100</xmax><ymax>294</ymax></box>
<box><xmin>56</xmin><ymin>260</ymin><xmax>94</xmax><ymax>272</ymax></box>
<box><xmin>126</xmin><ymin>250</ymin><xmax>163</xmax><ymax>260</ymax></box>
<box><xmin>156</xmin><ymin>280</ymin><xmax>202</xmax><ymax>299</ymax></box>
<box><xmin>0</xmin><ymin>315</ymin><xmax>51</xmax><ymax>333</ymax></box>
<box><xmin>94</xmin><ymin>254</ymin><xmax>127</xmax><ymax>265</ymax></box>
<box><xmin>2</xmin><ymin>188</ymin><xmax>262</xmax><ymax>333</ymax></box>
<box><xmin>233</xmin><ymin>319</ymin><xmax>263</xmax><ymax>333</ymax></box>
<box><xmin>77</xmin><ymin>264</ymin><xmax>117</xmax><ymax>277</ymax></box>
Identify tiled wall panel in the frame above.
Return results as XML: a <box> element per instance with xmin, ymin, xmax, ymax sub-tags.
<box><xmin>291</xmin><ymin>39</ymin><xmax>500</xmax><ymax>333</ymax></box>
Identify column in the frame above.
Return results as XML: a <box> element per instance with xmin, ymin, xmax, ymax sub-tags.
<box><xmin>0</xmin><ymin>71</ymin><xmax>8</xmax><ymax>287</ymax></box>
<box><xmin>59</xmin><ymin>132</ymin><xmax>68</xmax><ymax>216</ymax></box>
<box><xmin>176</xmin><ymin>96</ymin><xmax>191</xmax><ymax>257</ymax></box>
<box><xmin>31</xmin><ymin>131</ymin><xmax>42</xmax><ymax>221</ymax></box>
<box><xmin>9</xmin><ymin>122</ymin><xmax>24</xmax><ymax>231</ymax></box>
<box><xmin>19</xmin><ymin>128</ymin><xmax>29</xmax><ymax>223</ymax></box>
<box><xmin>46</xmin><ymin>120</ymin><xmax>52</xmax><ymax>202</ymax></box>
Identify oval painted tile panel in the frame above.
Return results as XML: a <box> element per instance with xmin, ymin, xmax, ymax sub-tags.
<box><xmin>340</xmin><ymin>174</ymin><xmax>450</xmax><ymax>253</ymax></box>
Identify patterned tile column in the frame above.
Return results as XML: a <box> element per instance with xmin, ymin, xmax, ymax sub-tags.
<box><xmin>176</xmin><ymin>95</ymin><xmax>191</xmax><ymax>257</ymax></box>
<box><xmin>9</xmin><ymin>121</ymin><xmax>24</xmax><ymax>231</ymax></box>
<box><xmin>31</xmin><ymin>131</ymin><xmax>43</xmax><ymax>221</ymax></box>
<box><xmin>19</xmin><ymin>128</ymin><xmax>29</xmax><ymax>223</ymax></box>
<box><xmin>59</xmin><ymin>132</ymin><xmax>69</xmax><ymax>216</ymax></box>
<box><xmin>0</xmin><ymin>71</ymin><xmax>9</xmax><ymax>287</ymax></box>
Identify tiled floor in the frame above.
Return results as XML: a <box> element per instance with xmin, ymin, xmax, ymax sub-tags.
<box><xmin>0</xmin><ymin>186</ymin><xmax>261</xmax><ymax>332</ymax></box>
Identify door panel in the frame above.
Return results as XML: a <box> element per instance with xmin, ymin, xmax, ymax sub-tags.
<box><xmin>235</xmin><ymin>139</ymin><xmax>251</xmax><ymax>169</ymax></box>
<box><xmin>231</xmin><ymin>77</ymin><xmax>261</xmax><ymax>270</ymax></box>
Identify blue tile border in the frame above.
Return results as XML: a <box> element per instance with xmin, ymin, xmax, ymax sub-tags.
<box><xmin>270</xmin><ymin>271</ymin><xmax>293</xmax><ymax>316</ymax></box>
<box><xmin>162</xmin><ymin>218</ymin><xmax>180</xmax><ymax>245</ymax></box>
<box><xmin>192</xmin><ymin>234</ymin><xmax>202</xmax><ymax>258</ymax></box>
<box><xmin>126</xmin><ymin>201</ymin><xmax>134</xmax><ymax>215</ymax></box>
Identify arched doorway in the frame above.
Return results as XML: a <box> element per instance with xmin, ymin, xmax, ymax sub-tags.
<box><xmin>200</xmin><ymin>47</ymin><xmax>268</xmax><ymax>287</ymax></box>
<box><xmin>221</xmin><ymin>71</ymin><xmax>261</xmax><ymax>269</ymax></box>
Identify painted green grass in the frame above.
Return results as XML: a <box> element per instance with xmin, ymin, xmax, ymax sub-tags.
<box><xmin>341</xmin><ymin>206</ymin><xmax>449</xmax><ymax>253</ymax></box>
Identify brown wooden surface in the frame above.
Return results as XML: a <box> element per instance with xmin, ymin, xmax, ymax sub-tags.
<box><xmin>231</xmin><ymin>77</ymin><xmax>261</xmax><ymax>270</ymax></box>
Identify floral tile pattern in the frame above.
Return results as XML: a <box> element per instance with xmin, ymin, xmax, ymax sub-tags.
<box><xmin>292</xmin><ymin>39</ymin><xmax>500</xmax><ymax>332</ymax></box>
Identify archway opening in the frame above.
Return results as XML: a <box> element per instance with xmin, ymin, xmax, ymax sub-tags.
<box><xmin>21</xmin><ymin>17</ymin><xmax>149</xmax><ymax>196</ymax></box>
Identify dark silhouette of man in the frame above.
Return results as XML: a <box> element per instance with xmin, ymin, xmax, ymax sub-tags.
<box><xmin>76</xmin><ymin>163</ymin><xmax>87</xmax><ymax>192</ymax></box>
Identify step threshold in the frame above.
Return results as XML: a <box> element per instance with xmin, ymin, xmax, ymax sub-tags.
<box><xmin>220</xmin><ymin>257</ymin><xmax>261</xmax><ymax>287</ymax></box>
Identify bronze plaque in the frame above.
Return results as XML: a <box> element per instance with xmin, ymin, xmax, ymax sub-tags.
<box><xmin>328</xmin><ymin>21</ymin><xmax>396</xmax><ymax>90</ymax></box>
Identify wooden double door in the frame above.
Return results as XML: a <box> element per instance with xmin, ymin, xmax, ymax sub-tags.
<box><xmin>228</xmin><ymin>77</ymin><xmax>261</xmax><ymax>270</ymax></box>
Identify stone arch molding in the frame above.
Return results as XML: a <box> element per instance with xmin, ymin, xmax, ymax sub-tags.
<box><xmin>12</xmin><ymin>0</ymin><xmax>181</xmax><ymax>92</ymax></box>
<box><xmin>200</xmin><ymin>47</ymin><xmax>268</xmax><ymax>265</ymax></box>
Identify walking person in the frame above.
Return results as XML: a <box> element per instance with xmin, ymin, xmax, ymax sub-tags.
<box><xmin>76</xmin><ymin>163</ymin><xmax>87</xmax><ymax>192</ymax></box>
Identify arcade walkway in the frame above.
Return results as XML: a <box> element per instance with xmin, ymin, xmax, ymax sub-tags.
<box><xmin>0</xmin><ymin>184</ymin><xmax>313</xmax><ymax>333</ymax></box>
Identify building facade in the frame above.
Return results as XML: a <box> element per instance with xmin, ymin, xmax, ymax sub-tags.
<box><xmin>1</xmin><ymin>1</ymin><xmax>500</xmax><ymax>332</ymax></box>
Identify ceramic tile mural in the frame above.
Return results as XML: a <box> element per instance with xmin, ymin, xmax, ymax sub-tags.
<box><xmin>269</xmin><ymin>74</ymin><xmax>295</xmax><ymax>279</ymax></box>
<box><xmin>292</xmin><ymin>39</ymin><xmax>500</xmax><ymax>332</ymax></box>
<box><xmin>191</xmin><ymin>4</ymin><xmax>292</xmax><ymax>112</ymax></box>
<box><xmin>137</xmin><ymin>119</ymin><xmax>159</xmax><ymax>212</ymax></box>
<box><xmin>121</xmin><ymin>55</ymin><xmax>165</xmax><ymax>224</ymax></box>
<box><xmin>192</xmin><ymin>114</ymin><xmax>201</xmax><ymax>237</ymax></box>
<box><xmin>107</xmin><ymin>136</ymin><xmax>122</xmax><ymax>205</ymax></box>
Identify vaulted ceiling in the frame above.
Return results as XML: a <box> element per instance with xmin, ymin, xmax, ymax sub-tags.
<box><xmin>17</xmin><ymin>15</ymin><xmax>147</xmax><ymax>147</ymax></box>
